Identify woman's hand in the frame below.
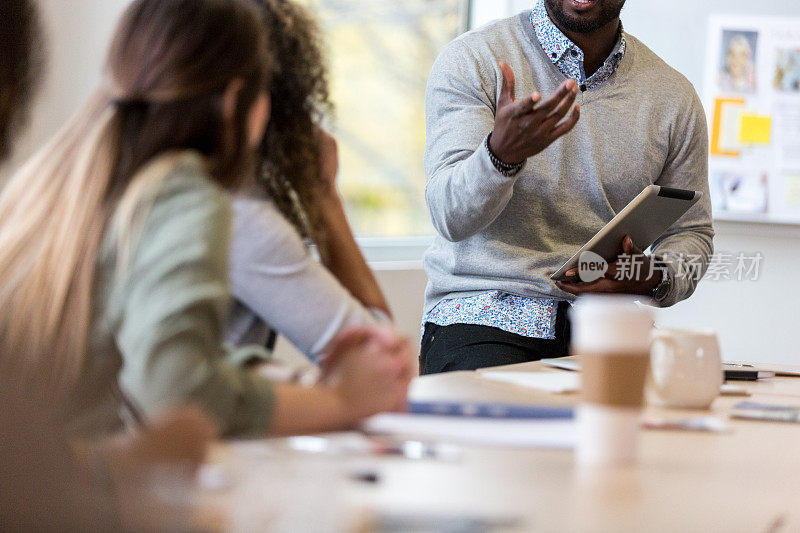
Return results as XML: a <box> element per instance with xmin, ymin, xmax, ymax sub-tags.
<box><xmin>74</xmin><ymin>407</ymin><xmax>217</xmax><ymax>530</ymax></box>
<box><xmin>267</xmin><ymin>328</ymin><xmax>412</xmax><ymax>435</ymax></box>
<box><xmin>322</xmin><ymin>326</ymin><xmax>413</xmax><ymax>417</ymax></box>
<box><xmin>101</xmin><ymin>406</ymin><xmax>217</xmax><ymax>484</ymax></box>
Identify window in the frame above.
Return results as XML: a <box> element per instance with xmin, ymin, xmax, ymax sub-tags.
<box><xmin>303</xmin><ymin>0</ymin><xmax>469</xmax><ymax>238</ymax></box>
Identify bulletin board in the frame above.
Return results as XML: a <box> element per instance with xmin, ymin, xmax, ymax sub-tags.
<box><xmin>705</xmin><ymin>16</ymin><xmax>800</xmax><ymax>223</ymax></box>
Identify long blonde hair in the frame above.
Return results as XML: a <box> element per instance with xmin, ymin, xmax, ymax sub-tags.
<box><xmin>0</xmin><ymin>0</ymin><xmax>268</xmax><ymax>397</ymax></box>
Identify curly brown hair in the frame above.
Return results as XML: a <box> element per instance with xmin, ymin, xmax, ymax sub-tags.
<box><xmin>252</xmin><ymin>0</ymin><xmax>333</xmax><ymax>250</ymax></box>
<box><xmin>0</xmin><ymin>0</ymin><xmax>44</xmax><ymax>161</ymax></box>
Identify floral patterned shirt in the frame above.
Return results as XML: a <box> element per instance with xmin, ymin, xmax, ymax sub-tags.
<box><xmin>530</xmin><ymin>0</ymin><xmax>626</xmax><ymax>91</ymax></box>
<box><xmin>423</xmin><ymin>291</ymin><xmax>559</xmax><ymax>339</ymax></box>
<box><xmin>422</xmin><ymin>1</ymin><xmax>626</xmax><ymax>340</ymax></box>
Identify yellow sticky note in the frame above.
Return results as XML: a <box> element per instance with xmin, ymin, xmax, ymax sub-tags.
<box><xmin>739</xmin><ymin>114</ymin><xmax>772</xmax><ymax>145</ymax></box>
<box><xmin>711</xmin><ymin>98</ymin><xmax>745</xmax><ymax>156</ymax></box>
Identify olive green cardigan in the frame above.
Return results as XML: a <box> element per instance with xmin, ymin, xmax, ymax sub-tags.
<box><xmin>75</xmin><ymin>151</ymin><xmax>273</xmax><ymax>436</ymax></box>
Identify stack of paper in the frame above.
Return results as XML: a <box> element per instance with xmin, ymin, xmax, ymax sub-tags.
<box><xmin>362</xmin><ymin>414</ymin><xmax>575</xmax><ymax>449</ymax></box>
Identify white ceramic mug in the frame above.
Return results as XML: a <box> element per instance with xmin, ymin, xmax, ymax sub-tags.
<box><xmin>647</xmin><ymin>329</ymin><xmax>723</xmax><ymax>410</ymax></box>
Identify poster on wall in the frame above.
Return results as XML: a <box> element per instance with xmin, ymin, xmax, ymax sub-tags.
<box><xmin>705</xmin><ymin>16</ymin><xmax>800</xmax><ymax>223</ymax></box>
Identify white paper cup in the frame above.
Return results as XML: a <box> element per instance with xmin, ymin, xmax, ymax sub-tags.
<box><xmin>570</xmin><ymin>295</ymin><xmax>653</xmax><ymax>467</ymax></box>
<box><xmin>577</xmin><ymin>404</ymin><xmax>642</xmax><ymax>466</ymax></box>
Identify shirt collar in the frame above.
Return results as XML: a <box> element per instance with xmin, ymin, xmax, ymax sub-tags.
<box><xmin>530</xmin><ymin>0</ymin><xmax>626</xmax><ymax>66</ymax></box>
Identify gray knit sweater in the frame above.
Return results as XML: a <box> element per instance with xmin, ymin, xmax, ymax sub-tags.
<box><xmin>423</xmin><ymin>11</ymin><xmax>714</xmax><ymax>313</ymax></box>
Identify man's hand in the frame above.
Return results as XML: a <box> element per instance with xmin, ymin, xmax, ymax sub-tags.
<box><xmin>489</xmin><ymin>62</ymin><xmax>581</xmax><ymax>165</ymax></box>
<box><xmin>555</xmin><ymin>236</ymin><xmax>664</xmax><ymax>296</ymax></box>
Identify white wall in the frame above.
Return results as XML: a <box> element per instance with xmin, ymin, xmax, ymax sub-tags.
<box><xmin>2</xmin><ymin>0</ymin><xmax>131</xmax><ymax>179</ymax></box>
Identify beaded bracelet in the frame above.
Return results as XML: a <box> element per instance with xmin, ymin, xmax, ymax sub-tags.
<box><xmin>485</xmin><ymin>132</ymin><xmax>526</xmax><ymax>177</ymax></box>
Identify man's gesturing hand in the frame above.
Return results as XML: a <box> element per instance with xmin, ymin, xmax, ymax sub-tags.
<box><xmin>489</xmin><ymin>62</ymin><xmax>581</xmax><ymax>165</ymax></box>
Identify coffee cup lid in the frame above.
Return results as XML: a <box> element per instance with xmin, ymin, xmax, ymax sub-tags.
<box><xmin>570</xmin><ymin>295</ymin><xmax>654</xmax><ymax>355</ymax></box>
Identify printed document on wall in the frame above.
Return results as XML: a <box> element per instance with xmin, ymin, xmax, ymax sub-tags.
<box><xmin>705</xmin><ymin>16</ymin><xmax>800</xmax><ymax>222</ymax></box>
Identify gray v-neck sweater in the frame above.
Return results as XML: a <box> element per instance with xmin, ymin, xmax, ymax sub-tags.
<box><xmin>423</xmin><ymin>11</ymin><xmax>714</xmax><ymax>313</ymax></box>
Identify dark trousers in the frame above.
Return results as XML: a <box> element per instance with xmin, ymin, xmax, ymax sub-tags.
<box><xmin>419</xmin><ymin>301</ymin><xmax>572</xmax><ymax>375</ymax></box>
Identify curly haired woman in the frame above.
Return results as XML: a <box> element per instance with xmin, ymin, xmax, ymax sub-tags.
<box><xmin>227</xmin><ymin>0</ymin><xmax>393</xmax><ymax>362</ymax></box>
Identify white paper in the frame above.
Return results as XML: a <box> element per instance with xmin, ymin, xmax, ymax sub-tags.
<box><xmin>479</xmin><ymin>371</ymin><xmax>581</xmax><ymax>394</ymax></box>
<box><xmin>363</xmin><ymin>414</ymin><xmax>576</xmax><ymax>449</ymax></box>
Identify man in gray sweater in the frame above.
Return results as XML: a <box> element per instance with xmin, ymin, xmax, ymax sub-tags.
<box><xmin>420</xmin><ymin>0</ymin><xmax>714</xmax><ymax>374</ymax></box>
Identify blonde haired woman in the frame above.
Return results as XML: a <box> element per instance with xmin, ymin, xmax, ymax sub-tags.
<box><xmin>0</xmin><ymin>0</ymin><xmax>410</xmax><ymax>437</ymax></box>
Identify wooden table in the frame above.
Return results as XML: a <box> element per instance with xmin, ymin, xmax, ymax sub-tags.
<box><xmin>200</xmin><ymin>362</ymin><xmax>800</xmax><ymax>532</ymax></box>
